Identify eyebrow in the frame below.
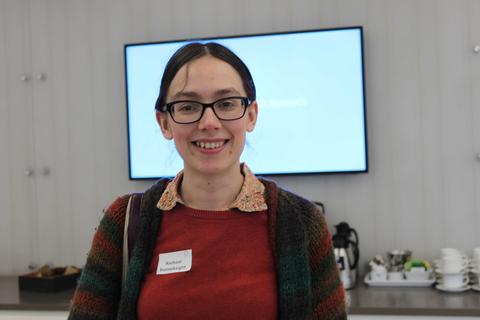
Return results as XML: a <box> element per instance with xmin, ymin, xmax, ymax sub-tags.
<box><xmin>170</xmin><ymin>88</ymin><xmax>242</xmax><ymax>101</ymax></box>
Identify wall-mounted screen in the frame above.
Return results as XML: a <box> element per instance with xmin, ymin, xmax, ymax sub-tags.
<box><xmin>125</xmin><ymin>26</ymin><xmax>367</xmax><ymax>179</ymax></box>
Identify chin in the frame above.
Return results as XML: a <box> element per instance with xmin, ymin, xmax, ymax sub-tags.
<box><xmin>190</xmin><ymin>160</ymin><xmax>240</xmax><ymax>176</ymax></box>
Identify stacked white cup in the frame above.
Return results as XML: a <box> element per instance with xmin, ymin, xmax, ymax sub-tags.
<box><xmin>434</xmin><ymin>248</ymin><xmax>470</xmax><ymax>291</ymax></box>
<box><xmin>471</xmin><ymin>248</ymin><xmax>480</xmax><ymax>290</ymax></box>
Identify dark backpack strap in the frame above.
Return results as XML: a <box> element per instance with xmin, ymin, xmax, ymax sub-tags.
<box><xmin>127</xmin><ymin>193</ymin><xmax>143</xmax><ymax>261</ymax></box>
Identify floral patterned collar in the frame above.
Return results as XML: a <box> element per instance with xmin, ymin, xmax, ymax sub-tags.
<box><xmin>156</xmin><ymin>163</ymin><xmax>267</xmax><ymax>212</ymax></box>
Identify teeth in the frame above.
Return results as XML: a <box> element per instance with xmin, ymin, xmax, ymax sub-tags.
<box><xmin>195</xmin><ymin>141</ymin><xmax>226</xmax><ymax>149</ymax></box>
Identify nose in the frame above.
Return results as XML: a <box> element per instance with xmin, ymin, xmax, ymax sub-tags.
<box><xmin>198</xmin><ymin>107</ymin><xmax>221</xmax><ymax>130</ymax></box>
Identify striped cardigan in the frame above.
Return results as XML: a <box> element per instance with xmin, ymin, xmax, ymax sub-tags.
<box><xmin>69</xmin><ymin>178</ymin><xmax>346</xmax><ymax>320</ymax></box>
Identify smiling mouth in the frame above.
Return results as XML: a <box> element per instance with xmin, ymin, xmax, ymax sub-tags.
<box><xmin>192</xmin><ymin>140</ymin><xmax>229</xmax><ymax>149</ymax></box>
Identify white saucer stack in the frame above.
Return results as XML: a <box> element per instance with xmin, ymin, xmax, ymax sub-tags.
<box><xmin>434</xmin><ymin>248</ymin><xmax>471</xmax><ymax>292</ymax></box>
<box><xmin>470</xmin><ymin>248</ymin><xmax>480</xmax><ymax>292</ymax></box>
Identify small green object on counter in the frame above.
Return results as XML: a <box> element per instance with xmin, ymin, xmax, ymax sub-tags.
<box><xmin>404</xmin><ymin>259</ymin><xmax>431</xmax><ymax>271</ymax></box>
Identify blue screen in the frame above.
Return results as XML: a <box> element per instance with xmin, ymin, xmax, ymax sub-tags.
<box><xmin>125</xmin><ymin>27</ymin><xmax>367</xmax><ymax>179</ymax></box>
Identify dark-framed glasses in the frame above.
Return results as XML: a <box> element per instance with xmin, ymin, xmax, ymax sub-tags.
<box><xmin>161</xmin><ymin>96</ymin><xmax>251</xmax><ymax>124</ymax></box>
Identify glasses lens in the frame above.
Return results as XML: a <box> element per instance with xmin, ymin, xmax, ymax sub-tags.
<box><xmin>213</xmin><ymin>98</ymin><xmax>246</xmax><ymax>120</ymax></box>
<box><xmin>171</xmin><ymin>102</ymin><xmax>203</xmax><ymax>123</ymax></box>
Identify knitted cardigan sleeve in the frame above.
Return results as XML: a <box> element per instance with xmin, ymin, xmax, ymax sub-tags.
<box><xmin>68</xmin><ymin>195</ymin><xmax>130</xmax><ymax>320</ymax></box>
<box><xmin>304</xmin><ymin>207</ymin><xmax>347</xmax><ymax>320</ymax></box>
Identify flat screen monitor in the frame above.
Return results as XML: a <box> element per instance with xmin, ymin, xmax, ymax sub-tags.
<box><xmin>124</xmin><ymin>26</ymin><xmax>367</xmax><ymax>179</ymax></box>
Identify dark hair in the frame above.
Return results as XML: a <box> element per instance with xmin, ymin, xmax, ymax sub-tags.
<box><xmin>154</xmin><ymin>42</ymin><xmax>256</xmax><ymax>111</ymax></box>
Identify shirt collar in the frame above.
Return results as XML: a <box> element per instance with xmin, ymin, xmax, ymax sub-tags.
<box><xmin>156</xmin><ymin>163</ymin><xmax>267</xmax><ymax>212</ymax></box>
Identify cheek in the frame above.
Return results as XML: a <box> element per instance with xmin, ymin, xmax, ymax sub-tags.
<box><xmin>170</xmin><ymin>128</ymin><xmax>192</xmax><ymax>151</ymax></box>
<box><xmin>229</xmin><ymin>124</ymin><xmax>248</xmax><ymax>148</ymax></box>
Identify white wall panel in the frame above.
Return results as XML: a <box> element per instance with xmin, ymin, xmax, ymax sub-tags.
<box><xmin>170</xmin><ymin>0</ymin><xmax>194</xmax><ymax>38</ymax></box>
<box><xmin>242</xmin><ymin>0</ymin><xmax>275</xmax><ymax>34</ymax></box>
<box><xmin>291</xmin><ymin>0</ymin><xmax>322</xmax><ymax>30</ymax></box>
<box><xmin>417</xmin><ymin>0</ymin><xmax>445</xmax><ymax>258</ymax></box>
<box><xmin>190</xmin><ymin>0</ymin><xmax>217</xmax><ymax>38</ymax></box>
<box><xmin>364</xmin><ymin>0</ymin><xmax>396</xmax><ymax>262</ymax></box>
<box><xmin>66</xmin><ymin>0</ymin><xmax>98</xmax><ymax>267</ymax></box>
<box><xmin>89</xmin><ymin>0</ymin><xmax>113</xmax><ymax>223</ymax></box>
<box><xmin>29</xmin><ymin>0</ymin><xmax>59</xmax><ymax>267</ymax></box>
<box><xmin>127</xmin><ymin>0</ymin><xmax>150</xmax><ymax>43</ymax></box>
<box><xmin>316</xmin><ymin>0</ymin><xmax>338</xmax><ymax>28</ymax></box>
<box><xmin>437</xmin><ymin>0</ymin><xmax>476</xmax><ymax>250</ymax></box>
<box><xmin>210</xmin><ymin>0</ymin><xmax>238</xmax><ymax>36</ymax></box>
<box><xmin>386</xmin><ymin>0</ymin><xmax>424</xmax><ymax>255</ymax></box>
<box><xmin>467</xmin><ymin>0</ymin><xmax>480</xmax><ymax>246</ymax></box>
<box><xmin>147</xmin><ymin>0</ymin><xmax>173</xmax><ymax>41</ymax></box>
<box><xmin>105</xmin><ymin>0</ymin><xmax>134</xmax><ymax>201</ymax></box>
<box><xmin>0</xmin><ymin>0</ymin><xmax>36</xmax><ymax>274</ymax></box>
<box><xmin>270</xmin><ymin>0</ymin><xmax>292</xmax><ymax>32</ymax></box>
<box><xmin>48</xmin><ymin>0</ymin><xmax>75</xmax><ymax>266</ymax></box>
<box><xmin>338</xmin><ymin>0</ymin><xmax>367</xmax><ymax>26</ymax></box>
<box><xmin>0</xmin><ymin>0</ymin><xmax>14</xmax><ymax>274</ymax></box>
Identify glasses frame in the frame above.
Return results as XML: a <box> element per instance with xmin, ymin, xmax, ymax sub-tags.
<box><xmin>161</xmin><ymin>96</ymin><xmax>251</xmax><ymax>124</ymax></box>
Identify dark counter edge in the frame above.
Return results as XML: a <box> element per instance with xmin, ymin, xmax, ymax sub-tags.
<box><xmin>349</xmin><ymin>307</ymin><xmax>480</xmax><ymax>317</ymax></box>
<box><xmin>0</xmin><ymin>303</ymin><xmax>70</xmax><ymax>311</ymax></box>
<box><xmin>2</xmin><ymin>304</ymin><xmax>480</xmax><ymax>317</ymax></box>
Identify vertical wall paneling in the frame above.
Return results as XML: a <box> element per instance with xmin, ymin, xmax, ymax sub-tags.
<box><xmin>105</xmin><ymin>0</ymin><xmax>135</xmax><ymax>205</ymax></box>
<box><xmin>67</xmin><ymin>0</ymin><xmax>97</xmax><ymax>266</ymax></box>
<box><xmin>270</xmin><ymin>0</ymin><xmax>291</xmax><ymax>32</ymax></box>
<box><xmin>316</xmin><ymin>0</ymin><xmax>338</xmax><ymax>28</ymax></box>
<box><xmin>170</xmin><ymin>0</ymin><xmax>193</xmax><ymax>38</ymax></box>
<box><xmin>290</xmin><ymin>0</ymin><xmax>321</xmax><ymax>30</ymax></box>
<box><xmin>437</xmin><ymin>0</ymin><xmax>476</xmax><ymax>250</ymax></box>
<box><xmin>89</xmin><ymin>0</ymin><xmax>112</xmax><ymax>222</ymax></box>
<box><xmin>0</xmin><ymin>0</ymin><xmax>14</xmax><ymax>274</ymax></box>
<box><xmin>22</xmin><ymin>0</ymin><xmax>38</xmax><ymax>270</ymax></box>
<box><xmin>210</xmin><ymin>0</ymin><xmax>237</xmax><ymax>37</ymax></box>
<box><xmin>1</xmin><ymin>0</ymin><xmax>36</xmax><ymax>274</ymax></box>
<box><xmin>147</xmin><ymin>0</ymin><xmax>173</xmax><ymax>41</ymax></box>
<box><xmin>337</xmin><ymin>0</ymin><xmax>367</xmax><ymax>26</ymax></box>
<box><xmin>190</xmin><ymin>0</ymin><xmax>216</xmax><ymax>38</ymax></box>
<box><xmin>417</xmin><ymin>0</ymin><xmax>444</xmax><ymax>257</ymax></box>
<box><xmin>240</xmin><ymin>0</ymin><xmax>274</xmax><ymax>34</ymax></box>
<box><xmin>366</xmin><ymin>0</ymin><xmax>395</xmax><ymax>255</ymax></box>
<box><xmin>386</xmin><ymin>0</ymin><xmax>424</xmax><ymax>253</ymax></box>
<box><xmin>468</xmin><ymin>0</ymin><xmax>480</xmax><ymax>246</ymax></box>
<box><xmin>29</xmin><ymin>0</ymin><xmax>58</xmax><ymax>266</ymax></box>
<box><xmin>48</xmin><ymin>0</ymin><xmax>74</xmax><ymax>266</ymax></box>
<box><xmin>128</xmin><ymin>0</ymin><xmax>149</xmax><ymax>43</ymax></box>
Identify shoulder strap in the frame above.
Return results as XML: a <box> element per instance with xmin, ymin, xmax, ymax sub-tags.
<box><xmin>122</xmin><ymin>193</ymin><xmax>143</xmax><ymax>283</ymax></box>
<box><xmin>127</xmin><ymin>193</ymin><xmax>143</xmax><ymax>260</ymax></box>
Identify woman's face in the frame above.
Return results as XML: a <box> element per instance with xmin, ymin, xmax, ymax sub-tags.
<box><xmin>156</xmin><ymin>55</ymin><xmax>258</xmax><ymax>176</ymax></box>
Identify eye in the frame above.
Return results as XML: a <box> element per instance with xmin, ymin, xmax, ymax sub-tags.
<box><xmin>175</xmin><ymin>102</ymin><xmax>201</xmax><ymax>113</ymax></box>
<box><xmin>216</xmin><ymin>98</ymin><xmax>238</xmax><ymax>110</ymax></box>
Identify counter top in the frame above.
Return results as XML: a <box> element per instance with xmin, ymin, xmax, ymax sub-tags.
<box><xmin>0</xmin><ymin>277</ymin><xmax>73</xmax><ymax>311</ymax></box>
<box><xmin>1</xmin><ymin>276</ymin><xmax>480</xmax><ymax>316</ymax></box>
<box><xmin>347</xmin><ymin>284</ymin><xmax>480</xmax><ymax>316</ymax></box>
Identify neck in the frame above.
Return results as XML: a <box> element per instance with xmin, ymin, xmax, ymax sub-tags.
<box><xmin>180</xmin><ymin>164</ymin><xmax>244</xmax><ymax>211</ymax></box>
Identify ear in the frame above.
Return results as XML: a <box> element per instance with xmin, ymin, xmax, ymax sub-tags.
<box><xmin>246</xmin><ymin>100</ymin><xmax>258</xmax><ymax>132</ymax></box>
<box><xmin>156</xmin><ymin>111</ymin><xmax>173</xmax><ymax>140</ymax></box>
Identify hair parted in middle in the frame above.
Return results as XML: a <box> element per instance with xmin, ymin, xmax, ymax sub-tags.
<box><xmin>154</xmin><ymin>42</ymin><xmax>256</xmax><ymax>112</ymax></box>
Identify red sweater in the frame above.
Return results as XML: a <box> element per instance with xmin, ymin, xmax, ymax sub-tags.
<box><xmin>137</xmin><ymin>204</ymin><xmax>278</xmax><ymax>320</ymax></box>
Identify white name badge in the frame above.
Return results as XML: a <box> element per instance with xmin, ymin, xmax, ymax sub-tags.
<box><xmin>156</xmin><ymin>249</ymin><xmax>192</xmax><ymax>275</ymax></box>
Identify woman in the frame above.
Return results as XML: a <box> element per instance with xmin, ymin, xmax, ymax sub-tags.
<box><xmin>69</xmin><ymin>42</ymin><xmax>346</xmax><ymax>320</ymax></box>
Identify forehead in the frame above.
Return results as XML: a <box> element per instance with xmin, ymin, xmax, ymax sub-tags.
<box><xmin>167</xmin><ymin>56</ymin><xmax>245</xmax><ymax>100</ymax></box>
